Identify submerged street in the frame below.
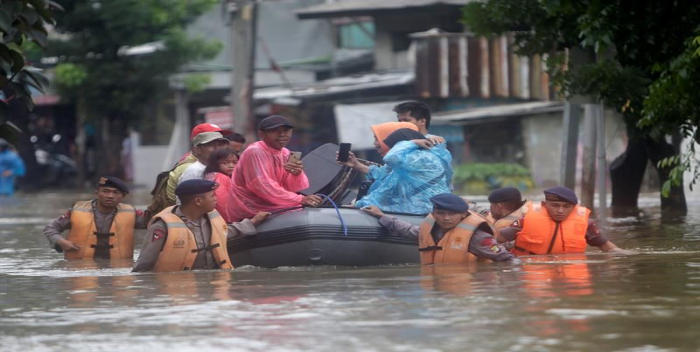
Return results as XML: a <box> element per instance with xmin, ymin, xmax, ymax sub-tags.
<box><xmin>1</xmin><ymin>191</ymin><xmax>699</xmax><ymax>351</ymax></box>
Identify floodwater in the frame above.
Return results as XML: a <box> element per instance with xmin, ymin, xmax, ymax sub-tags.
<box><xmin>1</xmin><ymin>191</ymin><xmax>700</xmax><ymax>352</ymax></box>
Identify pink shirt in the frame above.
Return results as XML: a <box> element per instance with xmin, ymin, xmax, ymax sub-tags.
<box><xmin>205</xmin><ymin>172</ymin><xmax>237</xmax><ymax>223</ymax></box>
<box><xmin>230</xmin><ymin>141</ymin><xmax>309</xmax><ymax>221</ymax></box>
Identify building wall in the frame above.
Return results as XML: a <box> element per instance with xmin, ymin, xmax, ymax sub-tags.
<box><xmin>521</xmin><ymin>108</ymin><xmax>627</xmax><ymax>188</ymax></box>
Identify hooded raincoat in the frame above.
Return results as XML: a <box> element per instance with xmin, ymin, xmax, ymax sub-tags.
<box><xmin>355</xmin><ymin>139</ymin><xmax>452</xmax><ymax>215</ymax></box>
<box><xmin>229</xmin><ymin>141</ymin><xmax>309</xmax><ymax>221</ymax></box>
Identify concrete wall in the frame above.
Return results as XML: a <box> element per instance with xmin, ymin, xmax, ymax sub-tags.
<box><xmin>521</xmin><ymin>108</ymin><xmax>627</xmax><ymax>188</ymax></box>
<box><xmin>130</xmin><ymin>132</ymin><xmax>169</xmax><ymax>190</ymax></box>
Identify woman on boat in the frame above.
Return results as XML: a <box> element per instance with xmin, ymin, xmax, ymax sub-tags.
<box><xmin>341</xmin><ymin>123</ymin><xmax>452</xmax><ymax>214</ymax></box>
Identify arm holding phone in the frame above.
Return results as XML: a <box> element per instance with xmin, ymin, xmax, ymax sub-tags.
<box><xmin>284</xmin><ymin>151</ymin><xmax>304</xmax><ymax>176</ymax></box>
<box><xmin>336</xmin><ymin>143</ymin><xmax>371</xmax><ymax>175</ymax></box>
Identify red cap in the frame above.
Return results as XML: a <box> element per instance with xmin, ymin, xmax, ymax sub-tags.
<box><xmin>190</xmin><ymin>123</ymin><xmax>233</xmax><ymax>140</ymax></box>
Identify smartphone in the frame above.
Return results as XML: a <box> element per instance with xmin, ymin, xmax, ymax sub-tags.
<box><xmin>338</xmin><ymin>143</ymin><xmax>352</xmax><ymax>162</ymax></box>
<box><xmin>289</xmin><ymin>151</ymin><xmax>302</xmax><ymax>163</ymax></box>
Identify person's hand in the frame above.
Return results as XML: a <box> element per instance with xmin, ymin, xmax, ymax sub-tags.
<box><xmin>412</xmin><ymin>139</ymin><xmax>433</xmax><ymax>149</ymax></box>
<box><xmin>2</xmin><ymin>170</ymin><xmax>12</xmax><ymax>177</ymax></box>
<box><xmin>361</xmin><ymin>205</ymin><xmax>384</xmax><ymax>218</ymax></box>
<box><xmin>302</xmin><ymin>194</ymin><xmax>323</xmax><ymax>207</ymax></box>
<box><xmin>336</xmin><ymin>151</ymin><xmax>360</xmax><ymax>168</ymax></box>
<box><xmin>56</xmin><ymin>238</ymin><xmax>81</xmax><ymax>252</ymax></box>
<box><xmin>427</xmin><ymin>135</ymin><xmax>445</xmax><ymax>145</ymax></box>
<box><xmin>284</xmin><ymin>159</ymin><xmax>303</xmax><ymax>176</ymax></box>
<box><xmin>250</xmin><ymin>211</ymin><xmax>271</xmax><ymax>226</ymax></box>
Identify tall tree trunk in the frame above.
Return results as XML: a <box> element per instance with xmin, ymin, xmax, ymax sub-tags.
<box><xmin>610</xmin><ymin>137</ymin><xmax>648</xmax><ymax>217</ymax></box>
<box><xmin>645</xmin><ymin>136</ymin><xmax>687</xmax><ymax>216</ymax></box>
<box><xmin>6</xmin><ymin>94</ymin><xmax>40</xmax><ymax>191</ymax></box>
<box><xmin>96</xmin><ymin>116</ymin><xmax>127</xmax><ymax>180</ymax></box>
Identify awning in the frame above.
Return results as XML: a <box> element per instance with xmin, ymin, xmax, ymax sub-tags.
<box><xmin>432</xmin><ymin>101</ymin><xmax>565</xmax><ymax>125</ymax></box>
<box><xmin>296</xmin><ymin>0</ymin><xmax>470</xmax><ymax>19</ymax></box>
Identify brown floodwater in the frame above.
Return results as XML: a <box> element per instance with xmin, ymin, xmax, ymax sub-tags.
<box><xmin>1</xmin><ymin>191</ymin><xmax>699</xmax><ymax>352</ymax></box>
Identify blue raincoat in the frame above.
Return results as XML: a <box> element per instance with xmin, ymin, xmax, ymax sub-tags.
<box><xmin>356</xmin><ymin>141</ymin><xmax>452</xmax><ymax>214</ymax></box>
<box><xmin>0</xmin><ymin>150</ymin><xmax>26</xmax><ymax>196</ymax></box>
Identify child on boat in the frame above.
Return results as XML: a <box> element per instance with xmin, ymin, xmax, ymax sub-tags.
<box><xmin>203</xmin><ymin>147</ymin><xmax>239</xmax><ymax>223</ymax></box>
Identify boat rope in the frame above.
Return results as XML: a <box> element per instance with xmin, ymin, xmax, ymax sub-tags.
<box><xmin>316</xmin><ymin>193</ymin><xmax>348</xmax><ymax>236</ymax></box>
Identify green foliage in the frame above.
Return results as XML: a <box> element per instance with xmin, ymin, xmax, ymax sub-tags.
<box><xmin>181</xmin><ymin>73</ymin><xmax>212</xmax><ymax>94</ymax></box>
<box><xmin>462</xmin><ymin>0</ymin><xmax>700</xmax><ymax>198</ymax></box>
<box><xmin>54</xmin><ymin>63</ymin><xmax>86</xmax><ymax>88</ymax></box>
<box><xmin>0</xmin><ymin>0</ymin><xmax>59</xmax><ymax>135</ymax></box>
<box><xmin>48</xmin><ymin>0</ymin><xmax>221</xmax><ymax>122</ymax></box>
<box><xmin>453</xmin><ymin>163</ymin><xmax>534</xmax><ymax>194</ymax></box>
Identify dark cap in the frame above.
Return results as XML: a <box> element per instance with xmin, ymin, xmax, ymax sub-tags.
<box><xmin>258</xmin><ymin>115</ymin><xmax>294</xmax><ymax>131</ymax></box>
<box><xmin>98</xmin><ymin>176</ymin><xmax>129</xmax><ymax>194</ymax></box>
<box><xmin>543</xmin><ymin>186</ymin><xmax>578</xmax><ymax>204</ymax></box>
<box><xmin>175</xmin><ymin>179</ymin><xmax>218</xmax><ymax>197</ymax></box>
<box><xmin>430</xmin><ymin>193</ymin><xmax>469</xmax><ymax>213</ymax></box>
<box><xmin>488</xmin><ymin>187</ymin><xmax>522</xmax><ymax>203</ymax></box>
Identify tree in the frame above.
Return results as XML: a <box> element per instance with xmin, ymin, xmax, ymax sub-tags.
<box><xmin>0</xmin><ymin>0</ymin><xmax>59</xmax><ymax>143</ymax></box>
<box><xmin>47</xmin><ymin>0</ymin><xmax>221</xmax><ymax>180</ymax></box>
<box><xmin>463</xmin><ymin>0</ymin><xmax>700</xmax><ymax>215</ymax></box>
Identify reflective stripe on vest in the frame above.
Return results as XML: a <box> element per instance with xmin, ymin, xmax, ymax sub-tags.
<box><xmin>513</xmin><ymin>204</ymin><xmax>589</xmax><ymax>255</ymax></box>
<box><xmin>418</xmin><ymin>211</ymin><xmax>486</xmax><ymax>265</ymax></box>
<box><xmin>66</xmin><ymin>200</ymin><xmax>135</xmax><ymax>260</ymax></box>
<box><xmin>152</xmin><ymin>206</ymin><xmax>233</xmax><ymax>272</ymax></box>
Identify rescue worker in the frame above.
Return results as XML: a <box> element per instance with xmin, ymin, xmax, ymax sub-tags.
<box><xmin>133</xmin><ymin>179</ymin><xmax>270</xmax><ymax>272</ymax></box>
<box><xmin>362</xmin><ymin>193</ymin><xmax>516</xmax><ymax>263</ymax></box>
<box><xmin>43</xmin><ymin>176</ymin><xmax>148</xmax><ymax>260</ymax></box>
<box><xmin>498</xmin><ymin>186</ymin><xmax>623</xmax><ymax>255</ymax></box>
<box><xmin>485</xmin><ymin>187</ymin><xmax>532</xmax><ymax>243</ymax></box>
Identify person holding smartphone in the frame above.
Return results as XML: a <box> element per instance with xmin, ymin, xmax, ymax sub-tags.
<box><xmin>228</xmin><ymin>115</ymin><xmax>322</xmax><ymax>222</ymax></box>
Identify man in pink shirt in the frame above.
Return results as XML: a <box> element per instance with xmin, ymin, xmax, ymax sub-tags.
<box><xmin>230</xmin><ymin>115</ymin><xmax>322</xmax><ymax>221</ymax></box>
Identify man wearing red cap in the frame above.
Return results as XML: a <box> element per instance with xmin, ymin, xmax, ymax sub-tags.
<box><xmin>228</xmin><ymin>115</ymin><xmax>322</xmax><ymax>221</ymax></box>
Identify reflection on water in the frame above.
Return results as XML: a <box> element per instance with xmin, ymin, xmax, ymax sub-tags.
<box><xmin>1</xmin><ymin>191</ymin><xmax>700</xmax><ymax>351</ymax></box>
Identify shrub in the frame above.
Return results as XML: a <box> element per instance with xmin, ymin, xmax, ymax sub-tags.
<box><xmin>453</xmin><ymin>163</ymin><xmax>534</xmax><ymax>194</ymax></box>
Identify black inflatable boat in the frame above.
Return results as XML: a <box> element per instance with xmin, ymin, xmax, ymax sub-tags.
<box><xmin>227</xmin><ymin>207</ymin><xmax>423</xmax><ymax>267</ymax></box>
<box><xmin>226</xmin><ymin>143</ymin><xmax>425</xmax><ymax>268</ymax></box>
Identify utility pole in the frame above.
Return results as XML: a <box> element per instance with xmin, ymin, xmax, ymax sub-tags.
<box><xmin>560</xmin><ymin>102</ymin><xmax>580</xmax><ymax>189</ymax></box>
<box><xmin>228</xmin><ymin>0</ymin><xmax>258</xmax><ymax>142</ymax></box>
<box><xmin>595</xmin><ymin>104</ymin><xmax>607</xmax><ymax>222</ymax></box>
<box><xmin>580</xmin><ymin>104</ymin><xmax>597</xmax><ymax>211</ymax></box>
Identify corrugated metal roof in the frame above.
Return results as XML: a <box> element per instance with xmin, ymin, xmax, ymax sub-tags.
<box><xmin>297</xmin><ymin>0</ymin><xmax>471</xmax><ymax>19</ymax></box>
<box><xmin>254</xmin><ymin>70</ymin><xmax>414</xmax><ymax>101</ymax></box>
<box><xmin>432</xmin><ymin>101</ymin><xmax>565</xmax><ymax>125</ymax></box>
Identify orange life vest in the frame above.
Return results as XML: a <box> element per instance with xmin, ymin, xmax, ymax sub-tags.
<box><xmin>486</xmin><ymin>200</ymin><xmax>532</xmax><ymax>243</ymax></box>
<box><xmin>151</xmin><ymin>206</ymin><xmax>233</xmax><ymax>272</ymax></box>
<box><xmin>513</xmin><ymin>203</ymin><xmax>589</xmax><ymax>255</ymax></box>
<box><xmin>418</xmin><ymin>211</ymin><xmax>490</xmax><ymax>265</ymax></box>
<box><xmin>66</xmin><ymin>200</ymin><xmax>135</xmax><ymax>260</ymax></box>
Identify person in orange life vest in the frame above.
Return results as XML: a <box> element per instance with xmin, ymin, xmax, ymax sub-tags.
<box><xmin>497</xmin><ymin>186</ymin><xmax>623</xmax><ymax>255</ymax></box>
<box><xmin>485</xmin><ymin>187</ymin><xmax>532</xmax><ymax>244</ymax></box>
<box><xmin>133</xmin><ymin>179</ymin><xmax>270</xmax><ymax>272</ymax></box>
<box><xmin>362</xmin><ymin>193</ymin><xmax>516</xmax><ymax>263</ymax></box>
<box><xmin>43</xmin><ymin>177</ymin><xmax>148</xmax><ymax>259</ymax></box>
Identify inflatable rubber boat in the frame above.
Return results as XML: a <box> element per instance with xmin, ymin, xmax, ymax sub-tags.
<box><xmin>226</xmin><ymin>143</ymin><xmax>425</xmax><ymax>267</ymax></box>
<box><xmin>227</xmin><ymin>207</ymin><xmax>423</xmax><ymax>267</ymax></box>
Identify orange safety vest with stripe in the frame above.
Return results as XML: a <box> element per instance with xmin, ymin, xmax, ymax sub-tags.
<box><xmin>486</xmin><ymin>200</ymin><xmax>532</xmax><ymax>243</ymax></box>
<box><xmin>66</xmin><ymin>200</ymin><xmax>135</xmax><ymax>260</ymax></box>
<box><xmin>418</xmin><ymin>211</ymin><xmax>490</xmax><ymax>265</ymax></box>
<box><xmin>151</xmin><ymin>206</ymin><xmax>233</xmax><ymax>272</ymax></box>
<box><xmin>513</xmin><ymin>203</ymin><xmax>590</xmax><ymax>255</ymax></box>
